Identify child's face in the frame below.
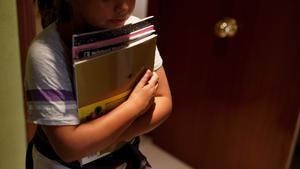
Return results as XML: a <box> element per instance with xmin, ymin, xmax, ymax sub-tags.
<box><xmin>72</xmin><ymin>0</ymin><xmax>136</xmax><ymax>29</ymax></box>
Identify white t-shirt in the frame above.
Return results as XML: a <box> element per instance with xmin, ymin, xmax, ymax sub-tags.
<box><xmin>25</xmin><ymin>16</ymin><xmax>162</xmax><ymax>169</ymax></box>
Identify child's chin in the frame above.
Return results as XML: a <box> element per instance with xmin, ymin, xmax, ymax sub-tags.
<box><xmin>86</xmin><ymin>23</ymin><xmax>125</xmax><ymax>32</ymax></box>
<box><xmin>108</xmin><ymin>21</ymin><xmax>126</xmax><ymax>28</ymax></box>
<box><xmin>114</xmin><ymin>24</ymin><xmax>125</xmax><ymax>29</ymax></box>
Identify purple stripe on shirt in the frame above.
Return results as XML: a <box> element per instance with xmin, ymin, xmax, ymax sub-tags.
<box><xmin>26</xmin><ymin>89</ymin><xmax>75</xmax><ymax>101</ymax></box>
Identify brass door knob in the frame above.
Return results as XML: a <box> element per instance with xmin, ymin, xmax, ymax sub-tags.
<box><xmin>215</xmin><ymin>18</ymin><xmax>238</xmax><ymax>38</ymax></box>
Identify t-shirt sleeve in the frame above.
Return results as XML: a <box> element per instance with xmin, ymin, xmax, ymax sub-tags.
<box><xmin>25</xmin><ymin>41</ymin><xmax>80</xmax><ymax>125</ymax></box>
<box><xmin>153</xmin><ymin>46</ymin><xmax>163</xmax><ymax>71</ymax></box>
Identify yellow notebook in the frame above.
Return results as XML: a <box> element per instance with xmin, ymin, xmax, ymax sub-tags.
<box><xmin>73</xmin><ymin>34</ymin><xmax>157</xmax><ymax>122</ymax></box>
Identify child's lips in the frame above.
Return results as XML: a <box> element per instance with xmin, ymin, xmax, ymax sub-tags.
<box><xmin>109</xmin><ymin>18</ymin><xmax>126</xmax><ymax>24</ymax></box>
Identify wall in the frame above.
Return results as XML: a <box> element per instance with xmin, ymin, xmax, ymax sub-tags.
<box><xmin>0</xmin><ymin>1</ymin><xmax>27</xmax><ymax>169</ymax></box>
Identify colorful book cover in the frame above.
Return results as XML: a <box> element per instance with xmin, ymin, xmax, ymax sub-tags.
<box><xmin>73</xmin><ymin>34</ymin><xmax>157</xmax><ymax>122</ymax></box>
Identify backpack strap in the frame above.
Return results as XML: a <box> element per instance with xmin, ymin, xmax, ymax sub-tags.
<box><xmin>26</xmin><ymin>139</ymin><xmax>34</xmax><ymax>169</ymax></box>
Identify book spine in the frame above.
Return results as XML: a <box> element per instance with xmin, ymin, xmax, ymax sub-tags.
<box><xmin>72</xmin><ymin>16</ymin><xmax>155</xmax><ymax>46</ymax></box>
<box><xmin>72</xmin><ymin>25</ymin><xmax>155</xmax><ymax>60</ymax></box>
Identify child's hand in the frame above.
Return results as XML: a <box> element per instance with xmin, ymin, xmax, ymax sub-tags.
<box><xmin>127</xmin><ymin>69</ymin><xmax>159</xmax><ymax>116</ymax></box>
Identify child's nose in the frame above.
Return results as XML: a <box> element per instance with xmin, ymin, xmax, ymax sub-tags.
<box><xmin>115</xmin><ymin>0</ymin><xmax>129</xmax><ymax>15</ymax></box>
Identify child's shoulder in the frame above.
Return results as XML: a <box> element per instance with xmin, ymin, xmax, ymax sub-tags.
<box><xmin>28</xmin><ymin>22</ymin><xmax>64</xmax><ymax>61</ymax></box>
<box><xmin>30</xmin><ymin>22</ymin><xmax>60</xmax><ymax>47</ymax></box>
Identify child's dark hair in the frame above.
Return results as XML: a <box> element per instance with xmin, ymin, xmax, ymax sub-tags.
<box><xmin>36</xmin><ymin>0</ymin><xmax>72</xmax><ymax>28</ymax></box>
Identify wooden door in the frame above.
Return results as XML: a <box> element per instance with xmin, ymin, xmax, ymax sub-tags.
<box><xmin>148</xmin><ymin>0</ymin><xmax>300</xmax><ymax>169</ymax></box>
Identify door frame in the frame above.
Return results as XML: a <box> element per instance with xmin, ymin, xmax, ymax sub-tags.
<box><xmin>16</xmin><ymin>0</ymin><xmax>36</xmax><ymax>142</ymax></box>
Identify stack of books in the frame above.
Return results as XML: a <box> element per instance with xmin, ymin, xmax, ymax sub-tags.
<box><xmin>72</xmin><ymin>16</ymin><xmax>157</xmax><ymax>123</ymax></box>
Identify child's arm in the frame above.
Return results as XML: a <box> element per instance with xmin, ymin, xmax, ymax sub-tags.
<box><xmin>42</xmin><ymin>70</ymin><xmax>159</xmax><ymax>162</ymax></box>
<box><xmin>117</xmin><ymin>66</ymin><xmax>173</xmax><ymax>142</ymax></box>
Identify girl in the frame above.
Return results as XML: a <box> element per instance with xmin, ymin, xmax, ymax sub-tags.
<box><xmin>25</xmin><ymin>0</ymin><xmax>172</xmax><ymax>169</ymax></box>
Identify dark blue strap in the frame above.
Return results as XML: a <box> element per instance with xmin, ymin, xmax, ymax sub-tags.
<box><xmin>26</xmin><ymin>139</ymin><xmax>34</xmax><ymax>169</ymax></box>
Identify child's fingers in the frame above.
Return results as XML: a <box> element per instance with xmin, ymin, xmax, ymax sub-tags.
<box><xmin>155</xmin><ymin>83</ymin><xmax>159</xmax><ymax>90</ymax></box>
<box><xmin>147</xmin><ymin>72</ymin><xmax>159</xmax><ymax>87</ymax></box>
<box><xmin>135</xmin><ymin>69</ymin><xmax>152</xmax><ymax>89</ymax></box>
